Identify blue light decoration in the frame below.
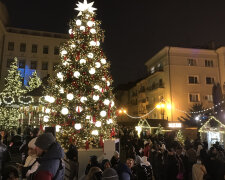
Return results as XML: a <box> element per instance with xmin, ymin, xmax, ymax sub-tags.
<box><xmin>18</xmin><ymin>65</ymin><xmax>35</xmax><ymax>86</ymax></box>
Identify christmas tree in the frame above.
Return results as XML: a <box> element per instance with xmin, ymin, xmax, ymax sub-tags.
<box><xmin>27</xmin><ymin>71</ymin><xmax>42</xmax><ymax>91</ymax></box>
<box><xmin>0</xmin><ymin>57</ymin><xmax>26</xmax><ymax>130</ymax></box>
<box><xmin>44</xmin><ymin>0</ymin><xmax>117</xmax><ymax>149</ymax></box>
<box><xmin>175</xmin><ymin>130</ymin><xmax>184</xmax><ymax>145</ymax></box>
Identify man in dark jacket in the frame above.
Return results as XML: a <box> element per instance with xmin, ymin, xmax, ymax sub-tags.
<box><xmin>30</xmin><ymin>133</ymin><xmax>64</xmax><ymax>180</ymax></box>
<box><xmin>0</xmin><ymin>134</ymin><xmax>11</xmax><ymax>178</ymax></box>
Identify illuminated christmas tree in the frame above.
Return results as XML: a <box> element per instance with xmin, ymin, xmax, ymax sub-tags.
<box><xmin>175</xmin><ymin>130</ymin><xmax>184</xmax><ymax>145</ymax></box>
<box><xmin>0</xmin><ymin>57</ymin><xmax>26</xmax><ymax>130</ymax></box>
<box><xmin>27</xmin><ymin>71</ymin><xmax>42</xmax><ymax>91</ymax></box>
<box><xmin>44</xmin><ymin>0</ymin><xmax>117</xmax><ymax>149</ymax></box>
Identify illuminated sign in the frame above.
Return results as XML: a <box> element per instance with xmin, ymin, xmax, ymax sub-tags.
<box><xmin>168</xmin><ymin>123</ymin><xmax>182</xmax><ymax>128</ymax></box>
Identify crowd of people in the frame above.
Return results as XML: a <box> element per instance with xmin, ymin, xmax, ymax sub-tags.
<box><xmin>0</xmin><ymin>126</ymin><xmax>224</xmax><ymax>180</ymax></box>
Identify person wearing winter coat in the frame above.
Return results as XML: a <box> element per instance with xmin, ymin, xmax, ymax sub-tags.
<box><xmin>29</xmin><ymin>133</ymin><xmax>64</xmax><ymax>180</ymax></box>
<box><xmin>192</xmin><ymin>157</ymin><xmax>207</xmax><ymax>180</ymax></box>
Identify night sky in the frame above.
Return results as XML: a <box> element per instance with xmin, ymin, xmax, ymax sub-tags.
<box><xmin>2</xmin><ymin>0</ymin><xmax>225</xmax><ymax>85</ymax></box>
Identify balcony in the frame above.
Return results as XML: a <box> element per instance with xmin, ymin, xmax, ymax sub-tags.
<box><xmin>148</xmin><ymin>66</ymin><xmax>164</xmax><ymax>76</ymax></box>
<box><xmin>147</xmin><ymin>83</ymin><xmax>164</xmax><ymax>92</ymax></box>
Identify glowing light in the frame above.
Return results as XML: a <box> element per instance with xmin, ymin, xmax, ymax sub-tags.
<box><xmin>76</xmin><ymin>19</ymin><xmax>82</xmax><ymax>26</ymax></box>
<box><xmin>57</xmin><ymin>72</ymin><xmax>63</xmax><ymax>81</ymax></box>
<box><xmin>86</xmin><ymin>115</ymin><xmax>91</xmax><ymax>119</ymax></box>
<box><xmin>91</xmin><ymin>130</ymin><xmax>99</xmax><ymax>136</ymax></box>
<box><xmin>80</xmin><ymin>26</ymin><xmax>85</xmax><ymax>31</ymax></box>
<box><xmin>90</xmin><ymin>41</ymin><xmax>96</xmax><ymax>46</ymax></box>
<box><xmin>101</xmin><ymin>58</ymin><xmax>106</xmax><ymax>64</ymax></box>
<box><xmin>195</xmin><ymin>116</ymin><xmax>200</xmax><ymax>121</ymax></box>
<box><xmin>67</xmin><ymin>93</ymin><xmax>74</xmax><ymax>101</ymax></box>
<box><xmin>94</xmin><ymin>85</ymin><xmax>100</xmax><ymax>90</ymax></box>
<box><xmin>70</xmin><ymin>44</ymin><xmax>76</xmax><ymax>48</ymax></box>
<box><xmin>45</xmin><ymin>108</ymin><xmax>51</xmax><ymax>114</ymax></box>
<box><xmin>89</xmin><ymin>68</ymin><xmax>96</xmax><ymax>74</ymax></box>
<box><xmin>87</xmin><ymin>53</ymin><xmax>94</xmax><ymax>58</ymax></box>
<box><xmin>75</xmin><ymin>123</ymin><xmax>82</xmax><ymax>130</ymax></box>
<box><xmin>59</xmin><ymin>87</ymin><xmax>64</xmax><ymax>94</ymax></box>
<box><xmin>96</xmin><ymin>41</ymin><xmax>100</xmax><ymax>46</ymax></box>
<box><xmin>75</xmin><ymin>0</ymin><xmax>97</xmax><ymax>16</ymax></box>
<box><xmin>167</xmin><ymin>104</ymin><xmax>172</xmax><ymax>109</ymax></box>
<box><xmin>80</xmin><ymin>96</ymin><xmax>87</xmax><ymax>103</ymax></box>
<box><xmin>95</xmin><ymin>62</ymin><xmax>101</xmax><ymax>68</ymax></box>
<box><xmin>100</xmin><ymin>110</ymin><xmax>107</xmax><ymax>117</ymax></box>
<box><xmin>90</xmin><ymin>28</ymin><xmax>96</xmax><ymax>34</ymax></box>
<box><xmin>61</xmin><ymin>107</ymin><xmax>69</xmax><ymax>115</ymax></box>
<box><xmin>156</xmin><ymin>104</ymin><xmax>161</xmax><ymax>109</ymax></box>
<box><xmin>107</xmin><ymin>81</ymin><xmax>110</xmax><ymax>86</ymax></box>
<box><xmin>69</xmin><ymin>29</ymin><xmax>73</xmax><ymax>34</ymax></box>
<box><xmin>56</xmin><ymin>125</ymin><xmax>61</xmax><ymax>132</ymax></box>
<box><xmin>168</xmin><ymin>123</ymin><xmax>182</xmax><ymax>128</ymax></box>
<box><xmin>61</xmin><ymin>50</ymin><xmax>67</xmax><ymax>56</ymax></box>
<box><xmin>135</xmin><ymin>126</ymin><xmax>142</xmax><ymax>137</ymax></box>
<box><xmin>95</xmin><ymin>121</ymin><xmax>101</xmax><ymax>127</ymax></box>
<box><xmin>107</xmin><ymin>119</ymin><xmax>113</xmax><ymax>124</ymax></box>
<box><xmin>104</xmin><ymin>99</ymin><xmax>110</xmax><ymax>105</ymax></box>
<box><xmin>87</xmin><ymin>21</ymin><xmax>94</xmax><ymax>27</ymax></box>
<box><xmin>102</xmin><ymin>77</ymin><xmax>106</xmax><ymax>81</ymax></box>
<box><xmin>43</xmin><ymin>116</ymin><xmax>49</xmax><ymax>122</ymax></box>
<box><xmin>93</xmin><ymin>95</ymin><xmax>99</xmax><ymax>101</ymax></box>
<box><xmin>74</xmin><ymin>71</ymin><xmax>80</xmax><ymax>78</ymax></box>
<box><xmin>111</xmin><ymin>101</ymin><xmax>115</xmax><ymax>107</ymax></box>
<box><xmin>80</xmin><ymin>59</ymin><xmax>86</xmax><ymax>64</ymax></box>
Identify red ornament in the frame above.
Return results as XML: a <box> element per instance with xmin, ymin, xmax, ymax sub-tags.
<box><xmin>85</xmin><ymin>141</ymin><xmax>89</xmax><ymax>150</ymax></box>
<box><xmin>93</xmin><ymin>116</ymin><xmax>96</xmax><ymax>123</ymax></box>
<box><xmin>70</xmin><ymin>34</ymin><xmax>74</xmax><ymax>38</ymax></box>
<box><xmin>99</xmin><ymin>136</ymin><xmax>104</xmax><ymax>147</ymax></box>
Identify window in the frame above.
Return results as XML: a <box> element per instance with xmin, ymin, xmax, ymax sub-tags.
<box><xmin>19</xmin><ymin>60</ymin><xmax>25</xmax><ymax>68</ymax></box>
<box><xmin>32</xmin><ymin>44</ymin><xmax>37</xmax><ymax>53</ymax></box>
<box><xmin>6</xmin><ymin>59</ymin><xmax>13</xmax><ymax>68</ymax></box>
<box><xmin>42</xmin><ymin>62</ymin><xmax>48</xmax><ymax>70</ymax></box>
<box><xmin>20</xmin><ymin>43</ymin><xmax>26</xmax><ymax>52</ymax></box>
<box><xmin>43</xmin><ymin>46</ymin><xmax>49</xmax><ymax>54</ymax></box>
<box><xmin>54</xmin><ymin>46</ymin><xmax>59</xmax><ymax>55</ymax></box>
<box><xmin>30</xmin><ymin>61</ymin><xmax>37</xmax><ymax>69</ymax></box>
<box><xmin>205</xmin><ymin>60</ymin><xmax>213</xmax><ymax>67</ymax></box>
<box><xmin>206</xmin><ymin>77</ymin><xmax>214</xmax><ymax>84</ymax></box>
<box><xmin>159</xmin><ymin>79</ymin><xmax>163</xmax><ymax>86</ymax></box>
<box><xmin>8</xmin><ymin>42</ymin><xmax>14</xmax><ymax>51</ymax></box>
<box><xmin>189</xmin><ymin>94</ymin><xmax>200</xmax><ymax>102</ymax></box>
<box><xmin>205</xmin><ymin>95</ymin><xmax>213</xmax><ymax>102</ymax></box>
<box><xmin>53</xmin><ymin>63</ymin><xmax>58</xmax><ymax>71</ymax></box>
<box><xmin>189</xmin><ymin>76</ymin><xmax>198</xmax><ymax>84</ymax></box>
<box><xmin>188</xmin><ymin>58</ymin><xmax>196</xmax><ymax>66</ymax></box>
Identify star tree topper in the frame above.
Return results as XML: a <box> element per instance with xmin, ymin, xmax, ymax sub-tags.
<box><xmin>75</xmin><ymin>0</ymin><xmax>97</xmax><ymax>16</ymax></box>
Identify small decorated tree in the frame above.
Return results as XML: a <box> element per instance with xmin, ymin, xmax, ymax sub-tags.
<box><xmin>175</xmin><ymin>130</ymin><xmax>184</xmax><ymax>145</ymax></box>
<box><xmin>26</xmin><ymin>71</ymin><xmax>42</xmax><ymax>92</ymax></box>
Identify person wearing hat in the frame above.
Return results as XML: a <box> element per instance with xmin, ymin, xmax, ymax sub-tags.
<box><xmin>29</xmin><ymin>133</ymin><xmax>64</xmax><ymax>180</ymax></box>
<box><xmin>102</xmin><ymin>168</ymin><xmax>119</xmax><ymax>180</ymax></box>
<box><xmin>110</xmin><ymin>151</ymin><xmax>120</xmax><ymax>168</ymax></box>
<box><xmin>85</xmin><ymin>155</ymin><xmax>101</xmax><ymax>175</ymax></box>
<box><xmin>18</xmin><ymin>137</ymin><xmax>39</xmax><ymax>179</ymax></box>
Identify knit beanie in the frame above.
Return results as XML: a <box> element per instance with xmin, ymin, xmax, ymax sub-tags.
<box><xmin>102</xmin><ymin>168</ymin><xmax>119</xmax><ymax>180</ymax></box>
<box><xmin>28</xmin><ymin>137</ymin><xmax>37</xmax><ymax>149</ymax></box>
<box><xmin>35</xmin><ymin>133</ymin><xmax>55</xmax><ymax>150</ymax></box>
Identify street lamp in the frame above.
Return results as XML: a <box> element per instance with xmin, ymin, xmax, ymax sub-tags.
<box><xmin>156</xmin><ymin>103</ymin><xmax>171</xmax><ymax>120</ymax></box>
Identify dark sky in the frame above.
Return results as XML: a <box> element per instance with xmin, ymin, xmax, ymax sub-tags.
<box><xmin>2</xmin><ymin>0</ymin><xmax>225</xmax><ymax>85</ymax></box>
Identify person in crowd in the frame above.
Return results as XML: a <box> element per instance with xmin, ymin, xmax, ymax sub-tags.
<box><xmin>165</xmin><ymin>147</ymin><xmax>178</xmax><ymax>180</ymax></box>
<box><xmin>102</xmin><ymin>168</ymin><xmax>119</xmax><ymax>180</ymax></box>
<box><xmin>2</xmin><ymin>165</ymin><xmax>19</xmax><ymax>180</ymax></box>
<box><xmin>65</xmin><ymin>143</ymin><xmax>79</xmax><ymax>180</ymax></box>
<box><xmin>116</xmin><ymin>162</ymin><xmax>131</xmax><ymax>180</ymax></box>
<box><xmin>30</xmin><ymin>128</ymin><xmax>40</xmax><ymax>138</ymax></box>
<box><xmin>186</xmin><ymin>144</ymin><xmax>197</xmax><ymax>180</ymax></box>
<box><xmin>18</xmin><ymin>137</ymin><xmax>39</xmax><ymax>179</ymax></box>
<box><xmin>29</xmin><ymin>133</ymin><xmax>64</xmax><ymax>180</ymax></box>
<box><xmin>110</xmin><ymin>151</ymin><xmax>120</xmax><ymax>168</ymax></box>
<box><xmin>207</xmin><ymin>147</ymin><xmax>224</xmax><ymax>180</ymax></box>
<box><xmin>192</xmin><ymin>156</ymin><xmax>207</xmax><ymax>180</ymax></box>
<box><xmin>85</xmin><ymin>167</ymin><xmax>102</xmax><ymax>180</ymax></box>
<box><xmin>85</xmin><ymin>155</ymin><xmax>101</xmax><ymax>175</ymax></box>
<box><xmin>140</xmin><ymin>156</ymin><xmax>153</xmax><ymax>180</ymax></box>
<box><xmin>0</xmin><ymin>134</ymin><xmax>11</xmax><ymax>179</ymax></box>
<box><xmin>143</xmin><ymin>141</ymin><xmax>150</xmax><ymax>158</ymax></box>
<box><xmin>19</xmin><ymin>127</ymin><xmax>32</xmax><ymax>162</ymax></box>
<box><xmin>101</xmin><ymin>159</ymin><xmax>111</xmax><ymax>171</ymax></box>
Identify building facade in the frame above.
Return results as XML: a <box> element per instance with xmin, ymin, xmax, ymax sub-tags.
<box><xmin>120</xmin><ymin>46</ymin><xmax>225</xmax><ymax>122</ymax></box>
<box><xmin>0</xmin><ymin>2</ymin><xmax>68</xmax><ymax>88</ymax></box>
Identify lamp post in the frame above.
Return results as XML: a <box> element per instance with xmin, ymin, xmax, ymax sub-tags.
<box><xmin>156</xmin><ymin>103</ymin><xmax>171</xmax><ymax>120</ymax></box>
